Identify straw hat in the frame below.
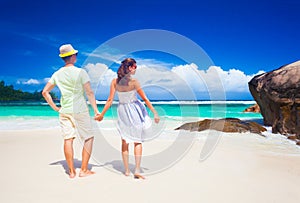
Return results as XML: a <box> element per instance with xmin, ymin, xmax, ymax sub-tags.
<box><xmin>59</xmin><ymin>44</ymin><xmax>78</xmax><ymax>58</ymax></box>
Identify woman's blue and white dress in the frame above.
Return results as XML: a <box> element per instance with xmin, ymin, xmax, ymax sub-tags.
<box><xmin>117</xmin><ymin>90</ymin><xmax>152</xmax><ymax>143</ymax></box>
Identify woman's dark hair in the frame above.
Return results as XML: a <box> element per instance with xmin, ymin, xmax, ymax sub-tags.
<box><xmin>117</xmin><ymin>58</ymin><xmax>136</xmax><ymax>85</ymax></box>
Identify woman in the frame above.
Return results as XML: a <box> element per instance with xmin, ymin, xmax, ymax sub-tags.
<box><xmin>96</xmin><ymin>58</ymin><xmax>160</xmax><ymax>179</ymax></box>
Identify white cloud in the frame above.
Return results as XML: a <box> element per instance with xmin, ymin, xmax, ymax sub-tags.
<box><xmin>81</xmin><ymin>61</ymin><xmax>264</xmax><ymax>100</ymax></box>
<box><xmin>171</xmin><ymin>63</ymin><xmax>207</xmax><ymax>89</ymax></box>
<box><xmin>43</xmin><ymin>78</ymin><xmax>51</xmax><ymax>83</ymax></box>
<box><xmin>83</xmin><ymin>63</ymin><xmax>117</xmax><ymax>88</ymax></box>
<box><xmin>134</xmin><ymin>64</ymin><xmax>194</xmax><ymax>100</ymax></box>
<box><xmin>17</xmin><ymin>78</ymin><xmax>40</xmax><ymax>85</ymax></box>
<box><xmin>171</xmin><ymin>64</ymin><xmax>264</xmax><ymax>93</ymax></box>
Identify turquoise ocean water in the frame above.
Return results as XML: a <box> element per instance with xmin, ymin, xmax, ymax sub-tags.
<box><xmin>2</xmin><ymin>101</ymin><xmax>299</xmax><ymax>156</ymax></box>
<box><xmin>0</xmin><ymin>101</ymin><xmax>262</xmax><ymax>130</ymax></box>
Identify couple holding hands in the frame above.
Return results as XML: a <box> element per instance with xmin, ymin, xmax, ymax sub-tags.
<box><xmin>42</xmin><ymin>44</ymin><xmax>160</xmax><ymax>179</ymax></box>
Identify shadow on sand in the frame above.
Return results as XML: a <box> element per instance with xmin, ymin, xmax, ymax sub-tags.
<box><xmin>101</xmin><ymin>160</ymin><xmax>148</xmax><ymax>174</ymax></box>
<box><xmin>49</xmin><ymin>159</ymin><xmax>148</xmax><ymax>175</ymax></box>
<box><xmin>49</xmin><ymin>159</ymin><xmax>101</xmax><ymax>175</ymax></box>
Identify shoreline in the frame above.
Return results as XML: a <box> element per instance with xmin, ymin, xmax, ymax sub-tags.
<box><xmin>0</xmin><ymin>116</ymin><xmax>263</xmax><ymax>130</ymax></box>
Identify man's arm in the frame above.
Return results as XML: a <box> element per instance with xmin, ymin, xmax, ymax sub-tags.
<box><xmin>84</xmin><ymin>81</ymin><xmax>100</xmax><ymax>116</ymax></box>
<box><xmin>42</xmin><ymin>82</ymin><xmax>60</xmax><ymax>112</ymax></box>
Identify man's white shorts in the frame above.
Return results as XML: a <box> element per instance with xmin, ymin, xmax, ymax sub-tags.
<box><xmin>59</xmin><ymin>111</ymin><xmax>95</xmax><ymax>140</ymax></box>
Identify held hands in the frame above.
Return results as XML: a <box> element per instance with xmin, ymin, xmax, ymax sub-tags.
<box><xmin>94</xmin><ymin>113</ymin><xmax>104</xmax><ymax>122</ymax></box>
<box><xmin>95</xmin><ymin>109</ymin><xmax>159</xmax><ymax>123</ymax></box>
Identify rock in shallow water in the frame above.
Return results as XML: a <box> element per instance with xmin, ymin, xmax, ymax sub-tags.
<box><xmin>248</xmin><ymin>60</ymin><xmax>300</xmax><ymax>139</ymax></box>
<box><xmin>243</xmin><ymin>103</ymin><xmax>260</xmax><ymax>113</ymax></box>
<box><xmin>174</xmin><ymin>118</ymin><xmax>267</xmax><ymax>135</ymax></box>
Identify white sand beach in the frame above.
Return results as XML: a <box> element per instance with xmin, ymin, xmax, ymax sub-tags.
<box><xmin>1</xmin><ymin>120</ymin><xmax>300</xmax><ymax>203</ymax></box>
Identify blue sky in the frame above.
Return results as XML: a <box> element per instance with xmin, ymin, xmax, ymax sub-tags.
<box><xmin>0</xmin><ymin>0</ymin><xmax>299</xmax><ymax>100</ymax></box>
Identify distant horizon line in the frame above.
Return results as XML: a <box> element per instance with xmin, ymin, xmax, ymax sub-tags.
<box><xmin>0</xmin><ymin>99</ymin><xmax>257</xmax><ymax>106</ymax></box>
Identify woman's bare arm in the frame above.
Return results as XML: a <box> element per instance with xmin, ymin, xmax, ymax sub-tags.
<box><xmin>96</xmin><ymin>79</ymin><xmax>117</xmax><ymax>121</ymax></box>
<box><xmin>135</xmin><ymin>80</ymin><xmax>160</xmax><ymax>123</ymax></box>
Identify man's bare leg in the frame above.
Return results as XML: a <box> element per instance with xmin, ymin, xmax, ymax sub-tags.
<box><xmin>79</xmin><ymin>137</ymin><xmax>95</xmax><ymax>177</ymax></box>
<box><xmin>64</xmin><ymin>138</ymin><xmax>76</xmax><ymax>178</ymax></box>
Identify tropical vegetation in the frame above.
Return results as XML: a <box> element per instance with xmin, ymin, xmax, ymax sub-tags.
<box><xmin>0</xmin><ymin>80</ymin><xmax>56</xmax><ymax>102</ymax></box>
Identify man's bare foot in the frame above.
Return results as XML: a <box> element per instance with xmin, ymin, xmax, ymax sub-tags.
<box><xmin>68</xmin><ymin>169</ymin><xmax>76</xmax><ymax>179</ymax></box>
<box><xmin>79</xmin><ymin>170</ymin><xmax>95</xmax><ymax>177</ymax></box>
<box><xmin>69</xmin><ymin>172</ymin><xmax>76</xmax><ymax>179</ymax></box>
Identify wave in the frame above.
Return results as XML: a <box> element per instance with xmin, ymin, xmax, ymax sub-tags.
<box><xmin>0</xmin><ymin>117</ymin><xmax>60</xmax><ymax>130</ymax></box>
<box><xmin>93</xmin><ymin>100</ymin><xmax>257</xmax><ymax>105</ymax></box>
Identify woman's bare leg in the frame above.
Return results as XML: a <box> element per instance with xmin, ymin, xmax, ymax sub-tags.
<box><xmin>121</xmin><ymin>139</ymin><xmax>130</xmax><ymax>176</ymax></box>
<box><xmin>134</xmin><ymin>142</ymin><xmax>145</xmax><ymax>179</ymax></box>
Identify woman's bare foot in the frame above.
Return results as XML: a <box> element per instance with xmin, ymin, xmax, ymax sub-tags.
<box><xmin>124</xmin><ymin>170</ymin><xmax>130</xmax><ymax>176</ymax></box>
<box><xmin>134</xmin><ymin>169</ymin><xmax>145</xmax><ymax>179</ymax></box>
<box><xmin>79</xmin><ymin>170</ymin><xmax>95</xmax><ymax>177</ymax></box>
<box><xmin>134</xmin><ymin>174</ymin><xmax>145</xmax><ymax>179</ymax></box>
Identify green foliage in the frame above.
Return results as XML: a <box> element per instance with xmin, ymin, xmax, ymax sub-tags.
<box><xmin>0</xmin><ymin>80</ymin><xmax>57</xmax><ymax>102</ymax></box>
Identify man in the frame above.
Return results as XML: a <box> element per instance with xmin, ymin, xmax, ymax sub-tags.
<box><xmin>42</xmin><ymin>44</ymin><xmax>100</xmax><ymax>178</ymax></box>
